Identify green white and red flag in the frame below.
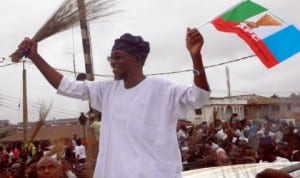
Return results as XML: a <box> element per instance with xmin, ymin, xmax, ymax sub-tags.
<box><xmin>211</xmin><ymin>0</ymin><xmax>300</xmax><ymax>68</ymax></box>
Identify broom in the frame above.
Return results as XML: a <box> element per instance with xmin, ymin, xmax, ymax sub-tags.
<box><xmin>10</xmin><ymin>0</ymin><xmax>119</xmax><ymax>62</ymax></box>
<box><xmin>29</xmin><ymin>101</ymin><xmax>53</xmax><ymax>142</ymax></box>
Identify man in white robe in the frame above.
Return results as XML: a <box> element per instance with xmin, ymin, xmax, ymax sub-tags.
<box><xmin>17</xmin><ymin>27</ymin><xmax>210</xmax><ymax>178</ymax></box>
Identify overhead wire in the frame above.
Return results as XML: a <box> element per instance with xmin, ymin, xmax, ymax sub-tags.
<box><xmin>0</xmin><ymin>54</ymin><xmax>297</xmax><ymax>96</ymax></box>
<box><xmin>0</xmin><ymin>93</ymin><xmax>78</xmax><ymax>115</ymax></box>
<box><xmin>1</xmin><ymin>54</ymin><xmax>256</xmax><ymax>76</ymax></box>
<box><xmin>0</xmin><ymin>93</ymin><xmax>79</xmax><ymax>119</ymax></box>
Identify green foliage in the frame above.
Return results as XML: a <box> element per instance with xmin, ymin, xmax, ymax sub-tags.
<box><xmin>0</xmin><ymin>130</ymin><xmax>9</xmax><ymax>139</ymax></box>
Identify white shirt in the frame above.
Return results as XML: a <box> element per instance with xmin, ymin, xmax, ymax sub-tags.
<box><xmin>177</xmin><ymin>129</ymin><xmax>187</xmax><ymax>140</ymax></box>
<box><xmin>259</xmin><ymin>156</ymin><xmax>289</xmax><ymax>163</ymax></box>
<box><xmin>74</xmin><ymin>145</ymin><xmax>87</xmax><ymax>160</ymax></box>
<box><xmin>58</xmin><ymin>76</ymin><xmax>210</xmax><ymax>178</ymax></box>
<box><xmin>66</xmin><ymin>170</ymin><xmax>77</xmax><ymax>178</ymax></box>
<box><xmin>216</xmin><ymin>128</ymin><xmax>228</xmax><ymax>141</ymax></box>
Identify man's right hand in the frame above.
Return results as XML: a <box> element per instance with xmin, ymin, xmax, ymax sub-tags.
<box><xmin>17</xmin><ymin>37</ymin><xmax>63</xmax><ymax>89</ymax></box>
<box><xmin>18</xmin><ymin>38</ymin><xmax>38</xmax><ymax>60</ymax></box>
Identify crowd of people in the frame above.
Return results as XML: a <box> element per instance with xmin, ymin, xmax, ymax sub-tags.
<box><xmin>177</xmin><ymin>117</ymin><xmax>300</xmax><ymax>171</ymax></box>
<box><xmin>1</xmin><ymin>117</ymin><xmax>299</xmax><ymax>177</ymax></box>
<box><xmin>0</xmin><ymin>134</ymin><xmax>87</xmax><ymax>178</ymax></box>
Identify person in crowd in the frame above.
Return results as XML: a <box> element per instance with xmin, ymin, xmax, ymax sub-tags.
<box><xmin>283</xmin><ymin>124</ymin><xmax>300</xmax><ymax>161</ymax></box>
<box><xmin>36</xmin><ymin>156</ymin><xmax>77</xmax><ymax>178</ymax></box>
<box><xmin>177</xmin><ymin>125</ymin><xmax>188</xmax><ymax>153</ymax></box>
<box><xmin>24</xmin><ymin>141</ymin><xmax>37</xmax><ymax>165</ymax></box>
<box><xmin>17</xmin><ymin>27</ymin><xmax>210</xmax><ymax>178</ymax></box>
<box><xmin>72</xmin><ymin>134</ymin><xmax>78</xmax><ymax>149</ymax></box>
<box><xmin>74</xmin><ymin>139</ymin><xmax>87</xmax><ymax>165</ymax></box>
<box><xmin>258</xmin><ymin>122</ymin><xmax>275</xmax><ymax>139</ymax></box>
<box><xmin>0</xmin><ymin>146</ymin><xmax>9</xmax><ymax>170</ymax></box>
<box><xmin>89</xmin><ymin>114</ymin><xmax>101</xmax><ymax>143</ymax></box>
<box><xmin>257</xmin><ymin>136</ymin><xmax>289</xmax><ymax>163</ymax></box>
<box><xmin>36</xmin><ymin>156</ymin><xmax>63</xmax><ymax>178</ymax></box>
<box><xmin>61</xmin><ymin>159</ymin><xmax>77</xmax><ymax>178</ymax></box>
<box><xmin>10</xmin><ymin>162</ymin><xmax>24</xmax><ymax>178</ymax></box>
<box><xmin>62</xmin><ymin>138</ymin><xmax>76</xmax><ymax>169</ymax></box>
<box><xmin>12</xmin><ymin>146</ymin><xmax>20</xmax><ymax>162</ymax></box>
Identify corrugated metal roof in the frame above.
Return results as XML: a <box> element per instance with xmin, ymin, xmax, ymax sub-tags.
<box><xmin>0</xmin><ymin>124</ymin><xmax>84</xmax><ymax>143</ymax></box>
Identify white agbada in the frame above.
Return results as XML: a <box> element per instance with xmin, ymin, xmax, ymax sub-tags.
<box><xmin>58</xmin><ymin>76</ymin><xmax>210</xmax><ymax>178</ymax></box>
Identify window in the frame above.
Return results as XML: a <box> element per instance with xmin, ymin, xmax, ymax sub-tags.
<box><xmin>287</xmin><ymin>104</ymin><xmax>291</xmax><ymax>111</ymax></box>
<box><xmin>195</xmin><ymin>108</ymin><xmax>202</xmax><ymax>115</ymax></box>
<box><xmin>272</xmin><ymin>105</ymin><xmax>280</xmax><ymax>111</ymax></box>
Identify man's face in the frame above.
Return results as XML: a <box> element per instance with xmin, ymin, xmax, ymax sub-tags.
<box><xmin>10</xmin><ymin>163</ymin><xmax>21</xmax><ymax>177</ymax></box>
<box><xmin>37</xmin><ymin>158</ymin><xmax>62</xmax><ymax>178</ymax></box>
<box><xmin>257</xmin><ymin>143</ymin><xmax>275</xmax><ymax>162</ymax></box>
<box><xmin>108</xmin><ymin>50</ymin><xmax>136</xmax><ymax>80</ymax></box>
<box><xmin>257</xmin><ymin>147</ymin><xmax>267</xmax><ymax>161</ymax></box>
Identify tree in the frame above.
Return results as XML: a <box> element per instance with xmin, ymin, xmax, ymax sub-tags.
<box><xmin>0</xmin><ymin>130</ymin><xmax>9</xmax><ymax>139</ymax></box>
<box><xmin>271</xmin><ymin>94</ymin><xmax>279</xmax><ymax>98</ymax></box>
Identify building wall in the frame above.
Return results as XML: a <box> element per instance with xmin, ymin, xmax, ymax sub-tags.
<box><xmin>244</xmin><ymin>103</ymin><xmax>294</xmax><ymax>121</ymax></box>
<box><xmin>186</xmin><ymin>96</ymin><xmax>299</xmax><ymax>125</ymax></box>
<box><xmin>186</xmin><ymin>98</ymin><xmax>247</xmax><ymax>124</ymax></box>
<box><xmin>0</xmin><ymin>120</ymin><xmax>9</xmax><ymax>127</ymax></box>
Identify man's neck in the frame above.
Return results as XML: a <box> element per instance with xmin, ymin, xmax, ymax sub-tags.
<box><xmin>267</xmin><ymin>155</ymin><xmax>277</xmax><ymax>162</ymax></box>
<box><xmin>123</xmin><ymin>74</ymin><xmax>146</xmax><ymax>89</ymax></box>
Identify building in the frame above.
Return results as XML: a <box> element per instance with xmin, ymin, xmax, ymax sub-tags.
<box><xmin>15</xmin><ymin>117</ymin><xmax>79</xmax><ymax>131</ymax></box>
<box><xmin>0</xmin><ymin>120</ymin><xmax>9</xmax><ymax>127</ymax></box>
<box><xmin>186</xmin><ymin>94</ymin><xmax>299</xmax><ymax>125</ymax></box>
<box><xmin>240</xmin><ymin>94</ymin><xmax>294</xmax><ymax>123</ymax></box>
<box><xmin>0</xmin><ymin>118</ymin><xmax>87</xmax><ymax>145</ymax></box>
<box><xmin>0</xmin><ymin>124</ymin><xmax>84</xmax><ymax>145</ymax></box>
<box><xmin>186</xmin><ymin>97</ymin><xmax>248</xmax><ymax>124</ymax></box>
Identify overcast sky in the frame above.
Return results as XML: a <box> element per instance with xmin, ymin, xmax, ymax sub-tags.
<box><xmin>0</xmin><ymin>0</ymin><xmax>300</xmax><ymax>124</ymax></box>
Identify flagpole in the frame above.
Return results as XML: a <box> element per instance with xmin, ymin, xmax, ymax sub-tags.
<box><xmin>198</xmin><ymin>0</ymin><xmax>246</xmax><ymax>29</ymax></box>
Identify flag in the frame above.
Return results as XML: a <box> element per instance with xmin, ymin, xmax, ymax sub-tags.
<box><xmin>211</xmin><ymin>0</ymin><xmax>300</xmax><ymax>68</ymax></box>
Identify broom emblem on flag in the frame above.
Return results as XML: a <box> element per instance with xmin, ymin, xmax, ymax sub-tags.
<box><xmin>245</xmin><ymin>13</ymin><xmax>283</xmax><ymax>29</ymax></box>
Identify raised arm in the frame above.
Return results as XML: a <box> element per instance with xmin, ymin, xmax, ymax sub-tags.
<box><xmin>18</xmin><ymin>38</ymin><xmax>63</xmax><ymax>89</ymax></box>
<box><xmin>186</xmin><ymin>27</ymin><xmax>210</xmax><ymax>91</ymax></box>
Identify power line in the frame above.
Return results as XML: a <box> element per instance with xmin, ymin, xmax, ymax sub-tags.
<box><xmin>1</xmin><ymin>55</ymin><xmax>297</xmax><ymax>96</ymax></box>
<box><xmin>1</xmin><ymin>54</ymin><xmax>256</xmax><ymax>76</ymax></box>
<box><xmin>0</xmin><ymin>93</ymin><xmax>79</xmax><ymax>117</ymax></box>
<box><xmin>0</xmin><ymin>62</ymin><xmax>18</xmax><ymax>68</ymax></box>
<box><xmin>0</xmin><ymin>100</ymin><xmax>77</xmax><ymax>119</ymax></box>
<box><xmin>148</xmin><ymin>55</ymin><xmax>256</xmax><ymax>75</ymax></box>
<box><xmin>0</xmin><ymin>94</ymin><xmax>77</xmax><ymax>115</ymax></box>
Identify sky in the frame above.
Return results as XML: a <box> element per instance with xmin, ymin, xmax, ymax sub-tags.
<box><xmin>0</xmin><ymin>0</ymin><xmax>300</xmax><ymax>124</ymax></box>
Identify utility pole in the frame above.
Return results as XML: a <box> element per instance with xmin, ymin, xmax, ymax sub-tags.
<box><xmin>72</xmin><ymin>27</ymin><xmax>77</xmax><ymax>77</ymax></box>
<box><xmin>22</xmin><ymin>61</ymin><xmax>28</xmax><ymax>143</ymax></box>
<box><xmin>77</xmin><ymin>0</ymin><xmax>94</xmax><ymax>81</ymax></box>
<box><xmin>77</xmin><ymin>0</ymin><xmax>96</xmax><ymax>177</ymax></box>
<box><xmin>226</xmin><ymin>66</ymin><xmax>231</xmax><ymax>97</ymax></box>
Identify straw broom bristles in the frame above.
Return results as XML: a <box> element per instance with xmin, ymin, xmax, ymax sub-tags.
<box><xmin>10</xmin><ymin>0</ymin><xmax>119</xmax><ymax>62</ymax></box>
<box><xmin>30</xmin><ymin>101</ymin><xmax>52</xmax><ymax>142</ymax></box>
<box><xmin>33</xmin><ymin>101</ymin><xmax>64</xmax><ymax>160</ymax></box>
<box><xmin>44</xmin><ymin>137</ymin><xmax>65</xmax><ymax>161</ymax></box>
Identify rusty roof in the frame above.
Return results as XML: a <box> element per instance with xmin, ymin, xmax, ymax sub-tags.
<box><xmin>0</xmin><ymin>124</ymin><xmax>84</xmax><ymax>143</ymax></box>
